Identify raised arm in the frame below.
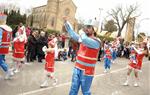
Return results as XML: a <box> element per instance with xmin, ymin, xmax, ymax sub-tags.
<box><xmin>133</xmin><ymin>46</ymin><xmax>147</xmax><ymax>54</ymax></box>
<box><xmin>64</xmin><ymin>20</ymin><xmax>100</xmax><ymax>49</ymax></box>
<box><xmin>64</xmin><ymin>21</ymin><xmax>79</xmax><ymax>42</ymax></box>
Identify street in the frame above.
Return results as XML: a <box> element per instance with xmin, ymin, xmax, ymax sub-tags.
<box><xmin>0</xmin><ymin>54</ymin><xmax>149</xmax><ymax>95</ymax></box>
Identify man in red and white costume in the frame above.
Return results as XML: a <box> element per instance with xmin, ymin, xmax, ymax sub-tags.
<box><xmin>0</xmin><ymin>13</ymin><xmax>13</xmax><ymax>79</ymax></box>
<box><xmin>64</xmin><ymin>17</ymin><xmax>100</xmax><ymax>95</ymax></box>
<box><xmin>12</xmin><ymin>23</ymin><xmax>27</xmax><ymax>73</ymax></box>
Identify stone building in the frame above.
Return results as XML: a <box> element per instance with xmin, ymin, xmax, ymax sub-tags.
<box><xmin>124</xmin><ymin>17</ymin><xmax>136</xmax><ymax>42</ymax></box>
<box><xmin>26</xmin><ymin>0</ymin><xmax>77</xmax><ymax>32</ymax></box>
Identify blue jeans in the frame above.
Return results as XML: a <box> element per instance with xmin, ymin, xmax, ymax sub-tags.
<box><xmin>104</xmin><ymin>58</ymin><xmax>111</xmax><ymax>69</ymax></box>
<box><xmin>69</xmin><ymin>68</ymin><xmax>93</xmax><ymax>95</ymax></box>
<box><xmin>0</xmin><ymin>55</ymin><xmax>8</xmax><ymax>72</ymax></box>
<box><xmin>112</xmin><ymin>51</ymin><xmax>117</xmax><ymax>60</ymax></box>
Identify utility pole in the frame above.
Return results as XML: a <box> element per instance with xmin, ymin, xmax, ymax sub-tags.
<box><xmin>98</xmin><ymin>8</ymin><xmax>103</xmax><ymax>32</ymax></box>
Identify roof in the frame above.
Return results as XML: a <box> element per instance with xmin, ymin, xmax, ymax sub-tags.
<box><xmin>32</xmin><ymin>5</ymin><xmax>47</xmax><ymax>9</ymax></box>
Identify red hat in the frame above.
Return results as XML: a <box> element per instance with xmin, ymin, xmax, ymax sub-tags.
<box><xmin>48</xmin><ymin>39</ymin><xmax>55</xmax><ymax>47</ymax></box>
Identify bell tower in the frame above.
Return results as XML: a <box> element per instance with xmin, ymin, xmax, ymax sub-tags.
<box><xmin>46</xmin><ymin>0</ymin><xmax>60</xmax><ymax>30</ymax></box>
<box><xmin>124</xmin><ymin>17</ymin><xmax>136</xmax><ymax>42</ymax></box>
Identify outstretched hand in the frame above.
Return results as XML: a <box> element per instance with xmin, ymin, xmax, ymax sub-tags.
<box><xmin>63</xmin><ymin>17</ymin><xmax>73</xmax><ymax>32</ymax></box>
<box><xmin>63</xmin><ymin>16</ymin><xmax>69</xmax><ymax>22</ymax></box>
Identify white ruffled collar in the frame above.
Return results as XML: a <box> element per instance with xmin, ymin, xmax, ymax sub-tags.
<box><xmin>0</xmin><ymin>25</ymin><xmax>12</xmax><ymax>32</ymax></box>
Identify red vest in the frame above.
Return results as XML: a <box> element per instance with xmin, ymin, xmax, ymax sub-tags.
<box><xmin>0</xmin><ymin>29</ymin><xmax>12</xmax><ymax>54</ymax></box>
<box><xmin>105</xmin><ymin>49</ymin><xmax>112</xmax><ymax>59</ymax></box>
<box><xmin>75</xmin><ymin>44</ymin><xmax>99</xmax><ymax>76</ymax></box>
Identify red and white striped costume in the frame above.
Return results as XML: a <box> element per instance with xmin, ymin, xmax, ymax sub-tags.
<box><xmin>0</xmin><ymin>25</ymin><xmax>12</xmax><ymax>54</ymax></box>
<box><xmin>129</xmin><ymin>48</ymin><xmax>145</xmax><ymax>70</ymax></box>
<box><xmin>45</xmin><ymin>39</ymin><xmax>56</xmax><ymax>72</ymax></box>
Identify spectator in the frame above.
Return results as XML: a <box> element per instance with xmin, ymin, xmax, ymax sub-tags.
<box><xmin>26</xmin><ymin>31</ymin><xmax>37</xmax><ymax>63</ymax></box>
<box><xmin>37</xmin><ymin>31</ymin><xmax>48</xmax><ymax>63</ymax></box>
<box><xmin>61</xmin><ymin>33</ymin><xmax>66</xmax><ymax>48</ymax></box>
<box><xmin>62</xmin><ymin>48</ymin><xmax>68</xmax><ymax>61</ymax></box>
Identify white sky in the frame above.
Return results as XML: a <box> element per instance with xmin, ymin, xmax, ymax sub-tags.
<box><xmin>0</xmin><ymin>0</ymin><xmax>150</xmax><ymax>35</ymax></box>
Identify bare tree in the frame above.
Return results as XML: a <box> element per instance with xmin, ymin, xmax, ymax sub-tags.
<box><xmin>108</xmin><ymin>4</ymin><xmax>139</xmax><ymax>37</ymax></box>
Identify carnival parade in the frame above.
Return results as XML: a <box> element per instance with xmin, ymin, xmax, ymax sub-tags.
<box><xmin>0</xmin><ymin>0</ymin><xmax>150</xmax><ymax>95</ymax></box>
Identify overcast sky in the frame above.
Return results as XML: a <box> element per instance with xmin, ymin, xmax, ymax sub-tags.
<box><xmin>0</xmin><ymin>0</ymin><xmax>150</xmax><ymax>35</ymax></box>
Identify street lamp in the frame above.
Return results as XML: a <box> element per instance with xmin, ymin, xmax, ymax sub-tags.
<box><xmin>98</xmin><ymin>8</ymin><xmax>103</xmax><ymax>32</ymax></box>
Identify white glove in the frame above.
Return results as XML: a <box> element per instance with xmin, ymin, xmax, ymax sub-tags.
<box><xmin>78</xmin><ymin>38</ymin><xmax>82</xmax><ymax>43</ymax></box>
<box><xmin>78</xmin><ymin>29</ymin><xmax>85</xmax><ymax>36</ymax></box>
<box><xmin>19</xmin><ymin>35</ymin><xmax>24</xmax><ymax>42</ymax></box>
<box><xmin>131</xmin><ymin>44</ymin><xmax>135</xmax><ymax>48</ymax></box>
<box><xmin>42</xmin><ymin>46</ymin><xmax>47</xmax><ymax>52</ymax></box>
<box><xmin>53</xmin><ymin>38</ymin><xmax>57</xmax><ymax>43</ymax></box>
<box><xmin>13</xmin><ymin>37</ymin><xmax>18</xmax><ymax>42</ymax></box>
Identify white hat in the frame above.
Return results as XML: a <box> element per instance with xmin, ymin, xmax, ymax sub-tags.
<box><xmin>84</xmin><ymin>19</ymin><xmax>99</xmax><ymax>28</ymax></box>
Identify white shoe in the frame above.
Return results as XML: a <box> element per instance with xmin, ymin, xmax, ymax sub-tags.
<box><xmin>53</xmin><ymin>79</ymin><xmax>58</xmax><ymax>86</ymax></box>
<box><xmin>14</xmin><ymin>69</ymin><xmax>20</xmax><ymax>73</ymax></box>
<box><xmin>104</xmin><ymin>70</ymin><xmax>107</xmax><ymax>73</ymax></box>
<box><xmin>4</xmin><ymin>72</ymin><xmax>12</xmax><ymax>80</ymax></box>
<box><xmin>10</xmin><ymin>70</ymin><xmax>14</xmax><ymax>76</ymax></box>
<box><xmin>123</xmin><ymin>81</ymin><xmax>129</xmax><ymax>86</ymax></box>
<box><xmin>40</xmin><ymin>80</ymin><xmax>49</xmax><ymax>88</ymax></box>
<box><xmin>134</xmin><ymin>83</ymin><xmax>139</xmax><ymax>87</ymax></box>
<box><xmin>24</xmin><ymin>62</ymin><xmax>31</xmax><ymax>65</ymax></box>
<box><xmin>111</xmin><ymin>60</ymin><xmax>115</xmax><ymax>64</ymax></box>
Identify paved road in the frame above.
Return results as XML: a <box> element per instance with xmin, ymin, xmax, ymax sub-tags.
<box><xmin>0</xmin><ymin>54</ymin><xmax>149</xmax><ymax>95</ymax></box>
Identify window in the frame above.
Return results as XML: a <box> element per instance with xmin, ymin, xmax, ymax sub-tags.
<box><xmin>51</xmin><ymin>17</ymin><xmax>55</xmax><ymax>27</ymax></box>
<box><xmin>64</xmin><ymin>8</ymin><xmax>70</xmax><ymax>16</ymax></box>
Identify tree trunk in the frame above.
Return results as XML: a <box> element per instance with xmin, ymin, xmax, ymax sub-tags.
<box><xmin>132</xmin><ymin>30</ymin><xmax>135</xmax><ymax>41</ymax></box>
<box><xmin>117</xmin><ymin>29</ymin><xmax>122</xmax><ymax>37</ymax></box>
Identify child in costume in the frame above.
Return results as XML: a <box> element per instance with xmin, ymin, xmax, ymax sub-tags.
<box><xmin>129</xmin><ymin>43</ymin><xmax>137</xmax><ymax>64</ymax></box>
<box><xmin>62</xmin><ymin>48</ymin><xmax>67</xmax><ymax>61</ymax></box>
<box><xmin>111</xmin><ymin>43</ymin><xmax>117</xmax><ymax>64</ymax></box>
<box><xmin>103</xmin><ymin>44</ymin><xmax>112</xmax><ymax>73</ymax></box>
<box><xmin>40</xmin><ymin>37</ymin><xmax>58</xmax><ymax>88</ymax></box>
<box><xmin>12</xmin><ymin>24</ymin><xmax>27</xmax><ymax>73</ymax></box>
<box><xmin>123</xmin><ymin>42</ymin><xmax>148</xmax><ymax>87</ymax></box>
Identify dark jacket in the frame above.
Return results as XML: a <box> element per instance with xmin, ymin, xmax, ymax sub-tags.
<box><xmin>36</xmin><ymin>36</ymin><xmax>48</xmax><ymax>55</ymax></box>
<box><xmin>27</xmin><ymin>35</ymin><xmax>37</xmax><ymax>51</ymax></box>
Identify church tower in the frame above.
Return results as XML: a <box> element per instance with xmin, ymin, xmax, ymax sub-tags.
<box><xmin>28</xmin><ymin>0</ymin><xmax>77</xmax><ymax>31</ymax></box>
<box><xmin>46</xmin><ymin>0</ymin><xmax>60</xmax><ymax>30</ymax></box>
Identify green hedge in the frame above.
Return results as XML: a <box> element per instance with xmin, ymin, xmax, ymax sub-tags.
<box><xmin>97</xmin><ymin>35</ymin><xmax>115</xmax><ymax>41</ymax></box>
<box><xmin>46</xmin><ymin>29</ymin><xmax>60</xmax><ymax>35</ymax></box>
<box><xmin>9</xmin><ymin>24</ymin><xmax>17</xmax><ymax>30</ymax></box>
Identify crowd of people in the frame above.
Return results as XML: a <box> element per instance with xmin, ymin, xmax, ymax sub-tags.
<box><xmin>0</xmin><ymin>14</ymin><xmax>149</xmax><ymax>95</ymax></box>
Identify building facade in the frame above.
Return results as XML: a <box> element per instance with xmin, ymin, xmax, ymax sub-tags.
<box><xmin>27</xmin><ymin>0</ymin><xmax>77</xmax><ymax>32</ymax></box>
<box><xmin>124</xmin><ymin>17</ymin><xmax>136</xmax><ymax>42</ymax></box>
